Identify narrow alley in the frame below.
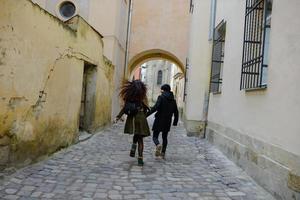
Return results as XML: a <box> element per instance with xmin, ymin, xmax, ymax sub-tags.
<box><xmin>1</xmin><ymin>0</ymin><xmax>299</xmax><ymax>199</ymax></box>
<box><xmin>0</xmin><ymin>120</ymin><xmax>274</xmax><ymax>200</ymax></box>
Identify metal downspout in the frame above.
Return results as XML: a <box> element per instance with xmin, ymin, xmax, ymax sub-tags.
<box><xmin>124</xmin><ymin>0</ymin><xmax>133</xmax><ymax>77</ymax></box>
<box><xmin>204</xmin><ymin>0</ymin><xmax>217</xmax><ymax>138</ymax></box>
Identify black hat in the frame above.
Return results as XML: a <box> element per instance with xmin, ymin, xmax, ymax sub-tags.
<box><xmin>161</xmin><ymin>84</ymin><xmax>171</xmax><ymax>92</ymax></box>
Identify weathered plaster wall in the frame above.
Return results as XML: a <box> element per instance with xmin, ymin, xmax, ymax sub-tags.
<box><xmin>94</xmin><ymin>56</ymin><xmax>114</xmax><ymax>130</ymax></box>
<box><xmin>0</xmin><ymin>0</ymin><xmax>113</xmax><ymax>168</ymax></box>
<box><xmin>31</xmin><ymin>0</ymin><xmax>46</xmax><ymax>8</ymax></box>
<box><xmin>31</xmin><ymin>0</ymin><xmax>128</xmax><ymax>120</ymax></box>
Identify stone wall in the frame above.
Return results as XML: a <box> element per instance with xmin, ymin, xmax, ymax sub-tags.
<box><xmin>0</xmin><ymin>0</ymin><xmax>114</xmax><ymax>168</ymax></box>
<box><xmin>207</xmin><ymin>122</ymin><xmax>300</xmax><ymax>200</ymax></box>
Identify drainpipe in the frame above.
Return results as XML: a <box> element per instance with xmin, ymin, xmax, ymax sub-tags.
<box><xmin>208</xmin><ymin>0</ymin><xmax>217</xmax><ymax>41</ymax></box>
<box><xmin>124</xmin><ymin>0</ymin><xmax>133</xmax><ymax>77</ymax></box>
<box><xmin>203</xmin><ymin>0</ymin><xmax>217</xmax><ymax>138</ymax></box>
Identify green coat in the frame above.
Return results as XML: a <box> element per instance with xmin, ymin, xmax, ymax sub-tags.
<box><xmin>117</xmin><ymin>106</ymin><xmax>150</xmax><ymax>137</ymax></box>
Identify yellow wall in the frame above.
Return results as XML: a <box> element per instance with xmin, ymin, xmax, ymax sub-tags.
<box><xmin>0</xmin><ymin>0</ymin><xmax>114</xmax><ymax>167</ymax></box>
<box><xmin>31</xmin><ymin>0</ymin><xmax>128</xmax><ymax>119</ymax></box>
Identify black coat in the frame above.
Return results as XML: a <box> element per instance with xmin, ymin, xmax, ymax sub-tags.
<box><xmin>147</xmin><ymin>91</ymin><xmax>179</xmax><ymax>132</ymax></box>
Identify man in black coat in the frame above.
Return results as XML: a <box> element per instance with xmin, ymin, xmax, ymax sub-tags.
<box><xmin>147</xmin><ymin>84</ymin><xmax>179</xmax><ymax>159</ymax></box>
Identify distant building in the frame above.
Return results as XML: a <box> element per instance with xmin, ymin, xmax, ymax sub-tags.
<box><xmin>136</xmin><ymin>60</ymin><xmax>184</xmax><ymax>109</ymax></box>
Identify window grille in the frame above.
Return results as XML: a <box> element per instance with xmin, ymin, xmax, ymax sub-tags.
<box><xmin>183</xmin><ymin>58</ymin><xmax>189</xmax><ymax>101</ymax></box>
<box><xmin>157</xmin><ymin>70</ymin><xmax>163</xmax><ymax>85</ymax></box>
<box><xmin>189</xmin><ymin>0</ymin><xmax>194</xmax><ymax>13</ymax></box>
<box><xmin>210</xmin><ymin>21</ymin><xmax>226</xmax><ymax>93</ymax></box>
<box><xmin>240</xmin><ymin>0</ymin><xmax>272</xmax><ymax>90</ymax></box>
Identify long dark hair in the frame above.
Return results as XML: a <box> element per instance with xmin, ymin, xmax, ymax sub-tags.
<box><xmin>119</xmin><ymin>80</ymin><xmax>148</xmax><ymax>104</ymax></box>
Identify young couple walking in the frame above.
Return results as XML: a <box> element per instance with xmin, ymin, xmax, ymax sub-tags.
<box><xmin>115</xmin><ymin>80</ymin><xmax>179</xmax><ymax>166</ymax></box>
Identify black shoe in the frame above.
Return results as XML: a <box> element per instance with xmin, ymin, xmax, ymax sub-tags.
<box><xmin>130</xmin><ymin>144</ymin><xmax>137</xmax><ymax>157</ymax></box>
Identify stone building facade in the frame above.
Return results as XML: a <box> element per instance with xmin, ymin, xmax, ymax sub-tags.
<box><xmin>0</xmin><ymin>0</ymin><xmax>114</xmax><ymax>168</ymax></box>
<box><xmin>141</xmin><ymin>60</ymin><xmax>174</xmax><ymax>105</ymax></box>
<box><xmin>185</xmin><ymin>0</ymin><xmax>300</xmax><ymax>199</ymax></box>
<box><xmin>133</xmin><ymin>60</ymin><xmax>184</xmax><ymax>111</ymax></box>
<box><xmin>171</xmin><ymin>68</ymin><xmax>185</xmax><ymax>111</ymax></box>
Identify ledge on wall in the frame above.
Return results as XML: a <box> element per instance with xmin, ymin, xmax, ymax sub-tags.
<box><xmin>206</xmin><ymin>121</ymin><xmax>300</xmax><ymax>200</ymax></box>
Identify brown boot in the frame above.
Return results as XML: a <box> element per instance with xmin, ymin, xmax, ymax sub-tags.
<box><xmin>155</xmin><ymin>144</ymin><xmax>162</xmax><ymax>157</ymax></box>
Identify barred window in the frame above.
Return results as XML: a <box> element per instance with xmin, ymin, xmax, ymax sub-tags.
<box><xmin>210</xmin><ymin>21</ymin><xmax>226</xmax><ymax>93</ymax></box>
<box><xmin>189</xmin><ymin>0</ymin><xmax>194</xmax><ymax>13</ymax></box>
<box><xmin>240</xmin><ymin>0</ymin><xmax>272</xmax><ymax>90</ymax></box>
<box><xmin>183</xmin><ymin>58</ymin><xmax>189</xmax><ymax>101</ymax></box>
<box><xmin>157</xmin><ymin>70</ymin><xmax>163</xmax><ymax>85</ymax></box>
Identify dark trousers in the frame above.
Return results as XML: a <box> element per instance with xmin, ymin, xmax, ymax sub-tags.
<box><xmin>133</xmin><ymin>135</ymin><xmax>144</xmax><ymax>157</ymax></box>
<box><xmin>153</xmin><ymin>131</ymin><xmax>169</xmax><ymax>153</ymax></box>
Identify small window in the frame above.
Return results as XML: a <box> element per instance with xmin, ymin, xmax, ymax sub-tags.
<box><xmin>240</xmin><ymin>0</ymin><xmax>272</xmax><ymax>90</ymax></box>
<box><xmin>157</xmin><ymin>70</ymin><xmax>163</xmax><ymax>85</ymax></box>
<box><xmin>59</xmin><ymin>1</ymin><xmax>76</xmax><ymax>19</ymax></box>
<box><xmin>210</xmin><ymin>21</ymin><xmax>226</xmax><ymax>93</ymax></box>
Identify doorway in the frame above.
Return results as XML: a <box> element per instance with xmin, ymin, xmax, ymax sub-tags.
<box><xmin>79</xmin><ymin>63</ymin><xmax>97</xmax><ymax>133</ymax></box>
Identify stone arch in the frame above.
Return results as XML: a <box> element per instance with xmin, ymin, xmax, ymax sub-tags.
<box><xmin>128</xmin><ymin>49</ymin><xmax>185</xmax><ymax>77</ymax></box>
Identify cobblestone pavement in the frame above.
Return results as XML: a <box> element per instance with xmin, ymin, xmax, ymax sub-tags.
<box><xmin>0</xmin><ymin>120</ymin><xmax>275</xmax><ymax>200</ymax></box>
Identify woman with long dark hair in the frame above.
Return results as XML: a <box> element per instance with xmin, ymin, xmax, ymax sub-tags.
<box><xmin>115</xmin><ymin>80</ymin><xmax>150</xmax><ymax>166</ymax></box>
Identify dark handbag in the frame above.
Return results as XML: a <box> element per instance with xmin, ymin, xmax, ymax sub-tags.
<box><xmin>124</xmin><ymin>102</ymin><xmax>138</xmax><ymax>116</ymax></box>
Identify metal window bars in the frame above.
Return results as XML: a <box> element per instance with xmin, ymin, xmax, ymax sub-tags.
<box><xmin>240</xmin><ymin>0</ymin><xmax>270</xmax><ymax>90</ymax></box>
<box><xmin>189</xmin><ymin>0</ymin><xmax>194</xmax><ymax>13</ymax></box>
<box><xmin>157</xmin><ymin>70</ymin><xmax>163</xmax><ymax>85</ymax></box>
<box><xmin>210</xmin><ymin>21</ymin><xmax>226</xmax><ymax>93</ymax></box>
<box><xmin>183</xmin><ymin>58</ymin><xmax>189</xmax><ymax>101</ymax></box>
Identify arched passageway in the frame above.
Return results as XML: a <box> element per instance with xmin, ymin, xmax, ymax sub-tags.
<box><xmin>126</xmin><ymin>0</ymin><xmax>189</xmax><ymax>116</ymax></box>
<box><xmin>128</xmin><ymin>0</ymin><xmax>190</xmax><ymax>77</ymax></box>
<box><xmin>128</xmin><ymin>49</ymin><xmax>185</xmax><ymax>110</ymax></box>
<box><xmin>128</xmin><ymin>49</ymin><xmax>185</xmax><ymax>77</ymax></box>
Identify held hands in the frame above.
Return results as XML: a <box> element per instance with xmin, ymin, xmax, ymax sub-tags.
<box><xmin>113</xmin><ymin>117</ymin><xmax>124</xmax><ymax>124</ymax></box>
<box><xmin>113</xmin><ymin>118</ymin><xmax>119</xmax><ymax>124</ymax></box>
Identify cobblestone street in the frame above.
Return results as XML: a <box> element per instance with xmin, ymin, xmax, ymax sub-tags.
<box><xmin>0</xmin><ymin>121</ymin><xmax>275</xmax><ymax>200</ymax></box>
